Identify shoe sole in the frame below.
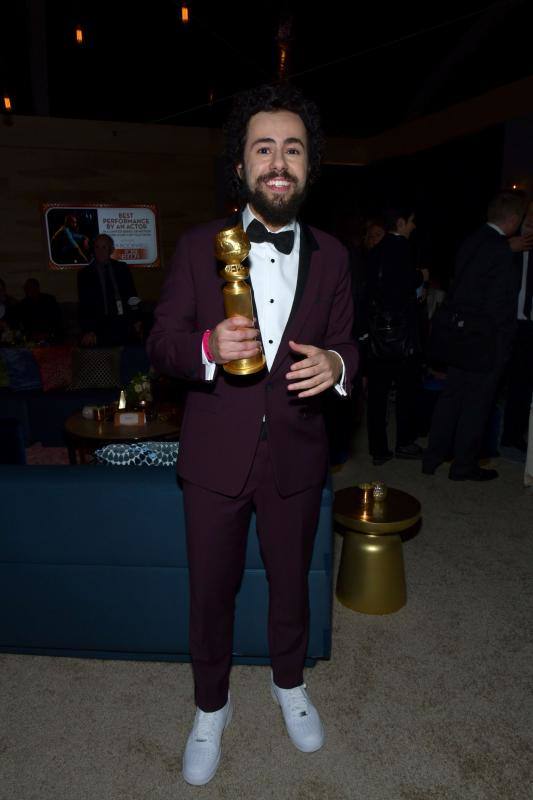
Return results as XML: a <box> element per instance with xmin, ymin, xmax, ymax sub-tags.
<box><xmin>182</xmin><ymin>700</ymin><xmax>233</xmax><ymax>786</ymax></box>
<box><xmin>270</xmin><ymin>686</ymin><xmax>324</xmax><ymax>753</ymax></box>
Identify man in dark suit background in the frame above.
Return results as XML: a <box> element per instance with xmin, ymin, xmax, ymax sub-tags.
<box><xmin>501</xmin><ymin>200</ymin><xmax>533</xmax><ymax>452</ymax></box>
<box><xmin>423</xmin><ymin>190</ymin><xmax>527</xmax><ymax>481</ymax></box>
<box><xmin>365</xmin><ymin>207</ymin><xmax>427</xmax><ymax>465</ymax></box>
<box><xmin>147</xmin><ymin>84</ymin><xmax>358</xmax><ymax>786</ymax></box>
<box><xmin>77</xmin><ymin>233</ymin><xmax>140</xmax><ymax>346</ymax></box>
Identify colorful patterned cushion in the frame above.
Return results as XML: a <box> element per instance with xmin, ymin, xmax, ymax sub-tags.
<box><xmin>95</xmin><ymin>441</ymin><xmax>179</xmax><ymax>466</ymax></box>
<box><xmin>69</xmin><ymin>347</ymin><xmax>121</xmax><ymax>390</ymax></box>
<box><xmin>31</xmin><ymin>346</ymin><xmax>73</xmax><ymax>391</ymax></box>
<box><xmin>0</xmin><ymin>348</ymin><xmax>42</xmax><ymax>391</ymax></box>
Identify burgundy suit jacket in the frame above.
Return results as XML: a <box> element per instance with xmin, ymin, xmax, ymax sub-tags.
<box><xmin>147</xmin><ymin>216</ymin><xmax>358</xmax><ymax>497</ymax></box>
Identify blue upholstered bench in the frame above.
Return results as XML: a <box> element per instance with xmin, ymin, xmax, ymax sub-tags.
<box><xmin>0</xmin><ymin>466</ymin><xmax>333</xmax><ymax>664</ymax></box>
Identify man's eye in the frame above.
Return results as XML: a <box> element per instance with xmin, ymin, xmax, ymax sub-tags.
<box><xmin>258</xmin><ymin>147</ymin><xmax>270</xmax><ymax>154</ymax></box>
<box><xmin>287</xmin><ymin>149</ymin><xmax>300</xmax><ymax>155</ymax></box>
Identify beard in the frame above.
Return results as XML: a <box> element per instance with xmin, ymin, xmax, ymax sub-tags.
<box><xmin>242</xmin><ymin>169</ymin><xmax>307</xmax><ymax>228</ymax></box>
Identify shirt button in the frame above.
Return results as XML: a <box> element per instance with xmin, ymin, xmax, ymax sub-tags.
<box><xmin>270</xmin><ymin>299</ymin><xmax>274</xmax><ymax>303</ymax></box>
<box><xmin>271</xmin><ymin>259</ymin><xmax>275</xmax><ymax>263</ymax></box>
<box><xmin>268</xmin><ymin>339</ymin><xmax>273</xmax><ymax>344</ymax></box>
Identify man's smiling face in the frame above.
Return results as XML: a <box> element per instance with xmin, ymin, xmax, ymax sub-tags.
<box><xmin>236</xmin><ymin>110</ymin><xmax>309</xmax><ymax>230</ymax></box>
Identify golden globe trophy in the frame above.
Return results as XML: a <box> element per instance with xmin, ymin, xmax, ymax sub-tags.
<box><xmin>214</xmin><ymin>224</ymin><xmax>266</xmax><ymax>376</ymax></box>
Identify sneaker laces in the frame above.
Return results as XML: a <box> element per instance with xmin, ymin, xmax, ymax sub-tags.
<box><xmin>194</xmin><ymin>711</ymin><xmax>219</xmax><ymax>743</ymax></box>
<box><xmin>283</xmin><ymin>685</ymin><xmax>310</xmax><ymax>717</ymax></box>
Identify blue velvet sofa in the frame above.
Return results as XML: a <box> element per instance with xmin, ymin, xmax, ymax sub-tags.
<box><xmin>0</xmin><ymin>465</ymin><xmax>333</xmax><ymax>664</ymax></box>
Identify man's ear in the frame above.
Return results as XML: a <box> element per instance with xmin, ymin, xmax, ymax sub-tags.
<box><xmin>236</xmin><ymin>163</ymin><xmax>243</xmax><ymax>181</ymax></box>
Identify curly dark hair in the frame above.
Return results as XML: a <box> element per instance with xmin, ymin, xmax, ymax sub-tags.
<box><xmin>223</xmin><ymin>83</ymin><xmax>324</xmax><ymax>202</ymax></box>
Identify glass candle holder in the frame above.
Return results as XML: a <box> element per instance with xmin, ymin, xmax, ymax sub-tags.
<box><xmin>372</xmin><ymin>481</ymin><xmax>388</xmax><ymax>502</ymax></box>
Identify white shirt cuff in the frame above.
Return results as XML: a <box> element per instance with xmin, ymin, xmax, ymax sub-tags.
<box><xmin>328</xmin><ymin>350</ymin><xmax>347</xmax><ymax>396</ymax></box>
<box><xmin>201</xmin><ymin>339</ymin><xmax>217</xmax><ymax>381</ymax></box>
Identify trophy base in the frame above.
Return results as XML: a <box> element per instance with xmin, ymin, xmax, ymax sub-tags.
<box><xmin>223</xmin><ymin>355</ymin><xmax>266</xmax><ymax>376</ymax></box>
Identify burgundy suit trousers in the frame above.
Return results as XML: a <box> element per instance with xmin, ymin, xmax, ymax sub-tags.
<box><xmin>182</xmin><ymin>439</ymin><xmax>323</xmax><ymax>712</ymax></box>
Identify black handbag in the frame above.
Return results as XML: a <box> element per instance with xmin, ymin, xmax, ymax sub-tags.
<box><xmin>367</xmin><ymin>303</ymin><xmax>414</xmax><ymax>360</ymax></box>
<box><xmin>429</xmin><ymin>302</ymin><xmax>498</xmax><ymax>372</ymax></box>
<box><xmin>366</xmin><ymin>258</ymin><xmax>415</xmax><ymax>360</ymax></box>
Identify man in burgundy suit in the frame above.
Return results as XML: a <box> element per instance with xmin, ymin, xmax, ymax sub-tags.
<box><xmin>147</xmin><ymin>84</ymin><xmax>358</xmax><ymax>786</ymax></box>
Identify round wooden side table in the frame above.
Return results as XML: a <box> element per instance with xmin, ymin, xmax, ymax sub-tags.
<box><xmin>64</xmin><ymin>411</ymin><xmax>180</xmax><ymax>465</ymax></box>
<box><xmin>334</xmin><ymin>485</ymin><xmax>421</xmax><ymax>615</ymax></box>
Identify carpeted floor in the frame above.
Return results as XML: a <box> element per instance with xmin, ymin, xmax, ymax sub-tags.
<box><xmin>1</xmin><ymin>437</ymin><xmax>532</xmax><ymax>800</ymax></box>
<box><xmin>25</xmin><ymin>443</ymin><xmax>70</xmax><ymax>465</ymax></box>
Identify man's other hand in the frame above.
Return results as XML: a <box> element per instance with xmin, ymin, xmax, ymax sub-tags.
<box><xmin>286</xmin><ymin>341</ymin><xmax>342</xmax><ymax>398</ymax></box>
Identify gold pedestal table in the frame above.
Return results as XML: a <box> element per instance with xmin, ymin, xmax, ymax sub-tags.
<box><xmin>334</xmin><ymin>486</ymin><xmax>421</xmax><ymax>615</ymax></box>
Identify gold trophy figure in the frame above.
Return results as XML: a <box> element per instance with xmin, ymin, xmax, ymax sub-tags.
<box><xmin>214</xmin><ymin>224</ymin><xmax>266</xmax><ymax>376</ymax></box>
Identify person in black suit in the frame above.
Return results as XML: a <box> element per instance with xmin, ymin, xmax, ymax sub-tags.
<box><xmin>501</xmin><ymin>200</ymin><xmax>533</xmax><ymax>452</ymax></box>
<box><xmin>423</xmin><ymin>190</ymin><xmax>527</xmax><ymax>481</ymax></box>
<box><xmin>365</xmin><ymin>207</ymin><xmax>427</xmax><ymax>465</ymax></box>
<box><xmin>77</xmin><ymin>234</ymin><xmax>140</xmax><ymax>346</ymax></box>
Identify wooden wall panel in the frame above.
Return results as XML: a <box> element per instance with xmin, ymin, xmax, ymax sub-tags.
<box><xmin>0</xmin><ymin>114</ymin><xmax>360</xmax><ymax>303</ymax></box>
<box><xmin>0</xmin><ymin>116</ymin><xmax>222</xmax><ymax>302</ymax></box>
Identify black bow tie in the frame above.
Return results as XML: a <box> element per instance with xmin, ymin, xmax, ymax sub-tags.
<box><xmin>246</xmin><ymin>218</ymin><xmax>295</xmax><ymax>255</ymax></box>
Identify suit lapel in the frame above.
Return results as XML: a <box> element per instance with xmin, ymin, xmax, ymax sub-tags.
<box><xmin>270</xmin><ymin>222</ymin><xmax>321</xmax><ymax>377</ymax></box>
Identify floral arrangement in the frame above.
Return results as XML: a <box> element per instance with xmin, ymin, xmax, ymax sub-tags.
<box><xmin>0</xmin><ymin>326</ymin><xmax>33</xmax><ymax>347</ymax></box>
<box><xmin>126</xmin><ymin>372</ymin><xmax>153</xmax><ymax>407</ymax></box>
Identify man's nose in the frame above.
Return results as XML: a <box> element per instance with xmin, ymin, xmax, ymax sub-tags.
<box><xmin>270</xmin><ymin>148</ymin><xmax>288</xmax><ymax>171</ymax></box>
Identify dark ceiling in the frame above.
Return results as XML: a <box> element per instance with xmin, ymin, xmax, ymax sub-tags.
<box><xmin>3</xmin><ymin>0</ymin><xmax>532</xmax><ymax>138</ymax></box>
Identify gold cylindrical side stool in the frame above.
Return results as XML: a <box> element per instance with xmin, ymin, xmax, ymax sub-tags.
<box><xmin>334</xmin><ymin>485</ymin><xmax>421</xmax><ymax>615</ymax></box>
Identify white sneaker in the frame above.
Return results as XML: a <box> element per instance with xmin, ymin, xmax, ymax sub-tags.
<box><xmin>182</xmin><ymin>694</ymin><xmax>233</xmax><ymax>786</ymax></box>
<box><xmin>271</xmin><ymin>676</ymin><xmax>324</xmax><ymax>753</ymax></box>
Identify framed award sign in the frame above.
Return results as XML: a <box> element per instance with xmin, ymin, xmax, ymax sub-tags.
<box><xmin>43</xmin><ymin>203</ymin><xmax>160</xmax><ymax>269</ymax></box>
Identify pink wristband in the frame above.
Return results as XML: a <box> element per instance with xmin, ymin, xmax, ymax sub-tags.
<box><xmin>202</xmin><ymin>329</ymin><xmax>215</xmax><ymax>363</ymax></box>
